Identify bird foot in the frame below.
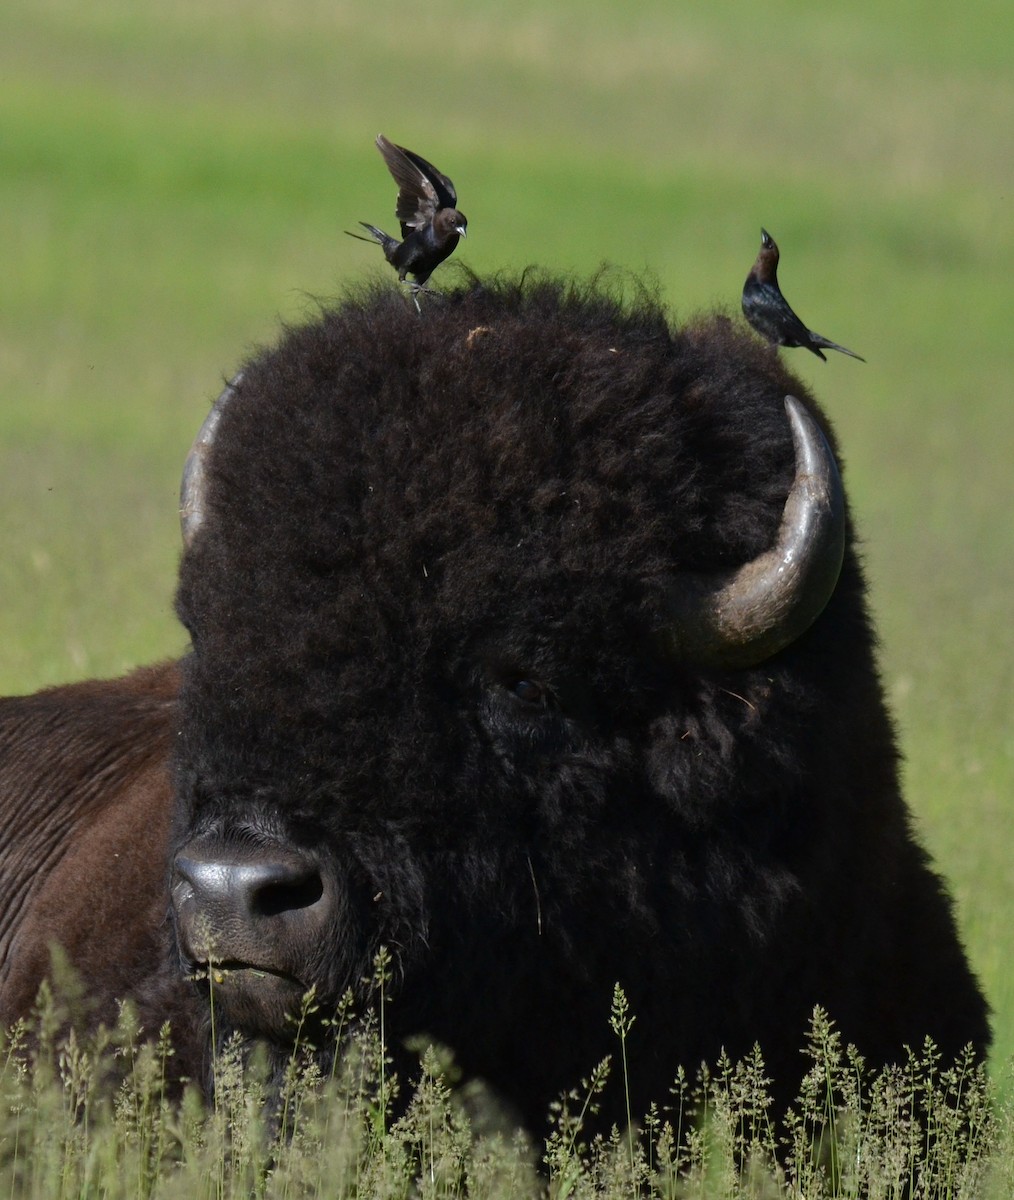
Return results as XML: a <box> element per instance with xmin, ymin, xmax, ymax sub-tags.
<box><xmin>403</xmin><ymin>282</ymin><xmax>443</xmax><ymax>315</ymax></box>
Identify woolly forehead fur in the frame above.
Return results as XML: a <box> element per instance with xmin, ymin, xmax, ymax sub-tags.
<box><xmin>174</xmin><ymin>274</ymin><xmax>837</xmax><ymax>752</ymax></box>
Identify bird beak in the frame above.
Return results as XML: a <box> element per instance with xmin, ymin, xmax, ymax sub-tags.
<box><xmin>456</xmin><ymin>225</ymin><xmax>467</xmax><ymax>238</ymax></box>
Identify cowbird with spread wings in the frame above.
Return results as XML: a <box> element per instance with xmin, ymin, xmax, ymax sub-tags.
<box><xmin>348</xmin><ymin>134</ymin><xmax>467</xmax><ymax>308</ymax></box>
<box><xmin>742</xmin><ymin>229</ymin><xmax>864</xmax><ymax>362</ymax></box>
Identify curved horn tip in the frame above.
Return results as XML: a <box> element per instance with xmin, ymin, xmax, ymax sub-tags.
<box><xmin>179</xmin><ymin>374</ymin><xmax>243</xmax><ymax>546</ymax></box>
<box><xmin>784</xmin><ymin>394</ymin><xmax>829</xmax><ymax>466</ymax></box>
<box><xmin>783</xmin><ymin>393</ymin><xmax>806</xmax><ymax>424</ymax></box>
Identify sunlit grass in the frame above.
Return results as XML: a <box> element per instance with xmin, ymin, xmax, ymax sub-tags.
<box><xmin>0</xmin><ymin>977</ymin><xmax>1008</xmax><ymax>1199</ymax></box>
<box><xmin>1</xmin><ymin>0</ymin><xmax>1010</xmax><ymax>1095</ymax></box>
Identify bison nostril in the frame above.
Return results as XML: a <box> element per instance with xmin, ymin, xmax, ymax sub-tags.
<box><xmin>251</xmin><ymin>868</ymin><xmax>324</xmax><ymax>918</ymax></box>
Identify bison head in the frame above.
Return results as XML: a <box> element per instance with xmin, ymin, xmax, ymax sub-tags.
<box><xmin>168</xmin><ymin>276</ymin><xmax>986</xmax><ymax>1125</ymax></box>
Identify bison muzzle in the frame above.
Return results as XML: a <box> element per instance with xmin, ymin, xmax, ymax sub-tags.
<box><xmin>172</xmin><ymin>839</ymin><xmax>329</xmax><ymax>1037</ymax></box>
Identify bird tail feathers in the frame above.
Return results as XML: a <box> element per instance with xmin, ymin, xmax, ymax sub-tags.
<box><xmin>345</xmin><ymin>223</ymin><xmax>398</xmax><ymax>252</ymax></box>
<box><xmin>810</xmin><ymin>333</ymin><xmax>866</xmax><ymax>362</ymax></box>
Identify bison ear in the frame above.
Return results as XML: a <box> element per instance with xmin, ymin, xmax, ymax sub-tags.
<box><xmin>179</xmin><ymin>375</ymin><xmax>242</xmax><ymax>546</ymax></box>
<box><xmin>661</xmin><ymin>395</ymin><xmax>846</xmax><ymax>669</ymax></box>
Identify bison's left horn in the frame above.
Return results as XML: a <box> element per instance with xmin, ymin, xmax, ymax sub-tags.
<box><xmin>663</xmin><ymin>395</ymin><xmax>845</xmax><ymax>669</ymax></box>
<box><xmin>179</xmin><ymin>375</ymin><xmax>241</xmax><ymax>545</ymax></box>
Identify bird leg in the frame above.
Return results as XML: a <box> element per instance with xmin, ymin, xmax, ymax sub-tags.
<box><xmin>404</xmin><ymin>282</ymin><xmax>443</xmax><ymax>315</ymax></box>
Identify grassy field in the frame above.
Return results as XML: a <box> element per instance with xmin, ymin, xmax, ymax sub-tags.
<box><xmin>2</xmin><ymin>0</ymin><xmax>1012</xmax><ymax>1102</ymax></box>
<box><xmin>1</xmin><ymin>987</ymin><xmax>1010</xmax><ymax>1198</ymax></box>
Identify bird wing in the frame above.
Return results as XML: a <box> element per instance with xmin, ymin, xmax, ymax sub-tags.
<box><xmin>397</xmin><ymin>146</ymin><xmax>458</xmax><ymax>209</ymax></box>
<box><xmin>375</xmin><ymin>134</ymin><xmax>457</xmax><ymax>232</ymax></box>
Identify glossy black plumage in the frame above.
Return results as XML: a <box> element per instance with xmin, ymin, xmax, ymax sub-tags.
<box><xmin>742</xmin><ymin>229</ymin><xmax>864</xmax><ymax>362</ymax></box>
<box><xmin>348</xmin><ymin>135</ymin><xmax>467</xmax><ymax>305</ymax></box>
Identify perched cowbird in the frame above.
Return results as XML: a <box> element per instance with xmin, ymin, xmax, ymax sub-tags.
<box><xmin>347</xmin><ymin>134</ymin><xmax>467</xmax><ymax>309</ymax></box>
<box><xmin>742</xmin><ymin>229</ymin><xmax>864</xmax><ymax>362</ymax></box>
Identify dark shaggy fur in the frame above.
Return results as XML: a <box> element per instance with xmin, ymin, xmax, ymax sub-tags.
<box><xmin>0</xmin><ymin>273</ymin><xmax>987</xmax><ymax>1131</ymax></box>
<box><xmin>168</xmin><ymin>273</ymin><xmax>988</xmax><ymax>1127</ymax></box>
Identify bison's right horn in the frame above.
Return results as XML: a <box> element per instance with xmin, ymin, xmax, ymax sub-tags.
<box><xmin>179</xmin><ymin>375</ymin><xmax>241</xmax><ymax>546</ymax></box>
<box><xmin>662</xmin><ymin>395</ymin><xmax>845</xmax><ymax>669</ymax></box>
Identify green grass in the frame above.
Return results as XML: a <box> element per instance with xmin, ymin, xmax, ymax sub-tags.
<box><xmin>0</xmin><ymin>982</ymin><xmax>1010</xmax><ymax>1199</ymax></box>
<box><xmin>2</xmin><ymin>0</ymin><xmax>1011</xmax><ymax>1113</ymax></box>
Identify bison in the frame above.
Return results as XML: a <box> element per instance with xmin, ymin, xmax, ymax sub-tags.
<box><xmin>0</xmin><ymin>274</ymin><xmax>989</xmax><ymax>1129</ymax></box>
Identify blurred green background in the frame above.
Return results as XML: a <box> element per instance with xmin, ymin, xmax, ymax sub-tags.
<box><xmin>2</xmin><ymin>0</ymin><xmax>1011</xmax><ymax>1076</ymax></box>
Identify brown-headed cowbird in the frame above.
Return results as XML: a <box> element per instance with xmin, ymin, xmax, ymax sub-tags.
<box><xmin>347</xmin><ymin>134</ymin><xmax>467</xmax><ymax>309</ymax></box>
<box><xmin>742</xmin><ymin>229</ymin><xmax>864</xmax><ymax>362</ymax></box>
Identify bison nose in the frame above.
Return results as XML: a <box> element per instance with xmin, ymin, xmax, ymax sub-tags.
<box><xmin>171</xmin><ymin>841</ymin><xmax>328</xmax><ymax>971</ymax></box>
<box><xmin>173</xmin><ymin>855</ymin><xmax>323</xmax><ymax>922</ymax></box>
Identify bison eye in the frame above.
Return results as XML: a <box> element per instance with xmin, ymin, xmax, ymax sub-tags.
<box><xmin>511</xmin><ymin>678</ymin><xmax>555</xmax><ymax>710</ymax></box>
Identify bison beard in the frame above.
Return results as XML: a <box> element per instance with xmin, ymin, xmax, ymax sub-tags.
<box><xmin>0</xmin><ymin>273</ymin><xmax>989</xmax><ymax>1132</ymax></box>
